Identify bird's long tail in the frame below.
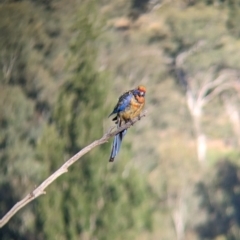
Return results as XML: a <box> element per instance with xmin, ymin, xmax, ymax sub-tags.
<box><xmin>109</xmin><ymin>128</ymin><xmax>127</xmax><ymax>162</ymax></box>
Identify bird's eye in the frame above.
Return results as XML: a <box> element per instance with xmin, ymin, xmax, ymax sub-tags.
<box><xmin>139</xmin><ymin>91</ymin><xmax>145</xmax><ymax>96</ymax></box>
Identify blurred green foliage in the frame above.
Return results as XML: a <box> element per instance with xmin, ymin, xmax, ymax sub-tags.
<box><xmin>1</xmin><ymin>0</ymin><xmax>240</xmax><ymax>239</ymax></box>
<box><xmin>194</xmin><ymin>160</ymin><xmax>240</xmax><ymax>240</ymax></box>
<box><xmin>0</xmin><ymin>0</ymin><xmax>154</xmax><ymax>240</ymax></box>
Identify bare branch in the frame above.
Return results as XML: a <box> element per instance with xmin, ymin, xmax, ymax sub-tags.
<box><xmin>186</xmin><ymin>88</ymin><xmax>196</xmax><ymax>113</ymax></box>
<box><xmin>202</xmin><ymin>82</ymin><xmax>239</xmax><ymax>105</ymax></box>
<box><xmin>176</xmin><ymin>40</ymin><xmax>206</xmax><ymax>67</ymax></box>
<box><xmin>197</xmin><ymin>74</ymin><xmax>227</xmax><ymax>103</ymax></box>
<box><xmin>1</xmin><ymin>51</ymin><xmax>17</xmax><ymax>83</ymax></box>
<box><xmin>0</xmin><ymin>110</ymin><xmax>147</xmax><ymax>228</ymax></box>
<box><xmin>198</xmin><ymin>69</ymin><xmax>239</xmax><ymax>105</ymax></box>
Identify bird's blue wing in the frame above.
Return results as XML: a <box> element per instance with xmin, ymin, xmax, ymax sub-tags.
<box><xmin>108</xmin><ymin>91</ymin><xmax>133</xmax><ymax>117</ymax></box>
<box><xmin>108</xmin><ymin>88</ymin><xmax>140</xmax><ymax>161</ymax></box>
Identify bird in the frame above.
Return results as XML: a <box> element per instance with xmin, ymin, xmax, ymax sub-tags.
<box><xmin>108</xmin><ymin>85</ymin><xmax>146</xmax><ymax>162</ymax></box>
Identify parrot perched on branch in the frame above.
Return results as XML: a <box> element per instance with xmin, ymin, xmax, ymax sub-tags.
<box><xmin>108</xmin><ymin>85</ymin><xmax>146</xmax><ymax>162</ymax></box>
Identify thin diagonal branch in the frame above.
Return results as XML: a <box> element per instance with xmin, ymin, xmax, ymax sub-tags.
<box><xmin>0</xmin><ymin>110</ymin><xmax>147</xmax><ymax>228</ymax></box>
<box><xmin>202</xmin><ymin>82</ymin><xmax>238</xmax><ymax>105</ymax></box>
<box><xmin>197</xmin><ymin>69</ymin><xmax>239</xmax><ymax>104</ymax></box>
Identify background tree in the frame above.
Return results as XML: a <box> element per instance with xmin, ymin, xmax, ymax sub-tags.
<box><xmin>3</xmin><ymin>0</ymin><xmax>240</xmax><ymax>239</ymax></box>
<box><xmin>193</xmin><ymin>160</ymin><xmax>240</xmax><ymax>240</ymax></box>
<box><xmin>34</xmin><ymin>1</ymin><xmax>154</xmax><ymax>240</ymax></box>
<box><xmin>227</xmin><ymin>0</ymin><xmax>240</xmax><ymax>38</ymax></box>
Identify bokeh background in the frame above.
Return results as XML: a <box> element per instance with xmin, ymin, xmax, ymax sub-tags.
<box><xmin>1</xmin><ymin>0</ymin><xmax>240</xmax><ymax>239</ymax></box>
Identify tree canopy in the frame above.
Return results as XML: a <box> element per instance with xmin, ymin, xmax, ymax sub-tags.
<box><xmin>1</xmin><ymin>0</ymin><xmax>240</xmax><ymax>239</ymax></box>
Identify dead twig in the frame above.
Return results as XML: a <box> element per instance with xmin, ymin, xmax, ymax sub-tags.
<box><xmin>0</xmin><ymin>110</ymin><xmax>147</xmax><ymax>228</ymax></box>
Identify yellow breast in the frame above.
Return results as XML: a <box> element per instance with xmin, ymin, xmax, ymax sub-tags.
<box><xmin>119</xmin><ymin>96</ymin><xmax>145</xmax><ymax>122</ymax></box>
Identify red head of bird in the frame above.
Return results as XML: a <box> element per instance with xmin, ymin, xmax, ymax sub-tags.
<box><xmin>137</xmin><ymin>85</ymin><xmax>146</xmax><ymax>97</ymax></box>
<box><xmin>134</xmin><ymin>85</ymin><xmax>146</xmax><ymax>103</ymax></box>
